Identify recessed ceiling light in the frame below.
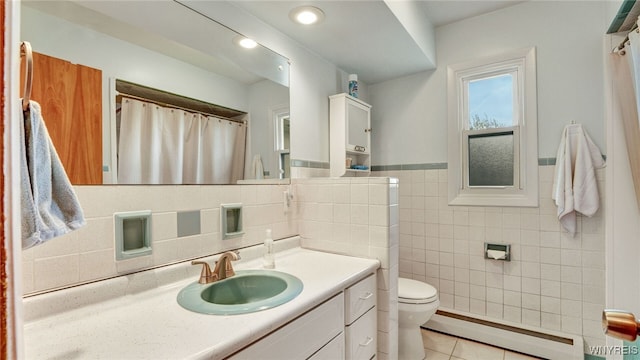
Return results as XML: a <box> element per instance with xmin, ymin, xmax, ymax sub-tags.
<box><xmin>234</xmin><ymin>36</ymin><xmax>258</xmax><ymax>49</ymax></box>
<box><xmin>289</xmin><ymin>6</ymin><xmax>325</xmax><ymax>25</ymax></box>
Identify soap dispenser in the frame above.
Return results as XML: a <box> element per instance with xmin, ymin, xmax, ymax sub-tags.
<box><xmin>263</xmin><ymin>229</ymin><xmax>275</xmax><ymax>269</ymax></box>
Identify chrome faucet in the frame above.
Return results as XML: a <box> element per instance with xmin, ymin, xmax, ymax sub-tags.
<box><xmin>191</xmin><ymin>250</ymin><xmax>240</xmax><ymax>284</ymax></box>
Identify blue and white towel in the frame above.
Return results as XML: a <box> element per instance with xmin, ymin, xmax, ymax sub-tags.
<box><xmin>20</xmin><ymin>100</ymin><xmax>85</xmax><ymax>249</ymax></box>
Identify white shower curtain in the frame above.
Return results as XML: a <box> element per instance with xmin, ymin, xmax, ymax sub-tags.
<box><xmin>117</xmin><ymin>98</ymin><xmax>246</xmax><ymax>184</ymax></box>
<box><xmin>609</xmin><ymin>30</ymin><xmax>640</xmax><ymax>206</ymax></box>
<box><xmin>626</xmin><ymin>29</ymin><xmax>640</xmax><ymax>120</ymax></box>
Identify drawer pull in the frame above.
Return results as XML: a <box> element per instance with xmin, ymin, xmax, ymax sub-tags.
<box><xmin>359</xmin><ymin>337</ymin><xmax>373</xmax><ymax>347</ymax></box>
<box><xmin>359</xmin><ymin>292</ymin><xmax>373</xmax><ymax>300</ymax></box>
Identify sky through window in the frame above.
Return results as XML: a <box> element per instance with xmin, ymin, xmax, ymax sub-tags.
<box><xmin>468</xmin><ymin>73</ymin><xmax>513</xmax><ymax>129</ymax></box>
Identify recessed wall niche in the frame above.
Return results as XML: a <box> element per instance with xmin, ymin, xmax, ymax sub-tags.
<box><xmin>114</xmin><ymin>210</ymin><xmax>152</xmax><ymax>260</ymax></box>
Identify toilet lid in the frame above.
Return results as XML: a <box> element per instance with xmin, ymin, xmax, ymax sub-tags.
<box><xmin>398</xmin><ymin>278</ymin><xmax>438</xmax><ymax>304</ymax></box>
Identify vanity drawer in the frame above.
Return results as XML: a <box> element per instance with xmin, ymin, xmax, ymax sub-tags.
<box><xmin>229</xmin><ymin>293</ymin><xmax>344</xmax><ymax>360</ymax></box>
<box><xmin>345</xmin><ymin>307</ymin><xmax>377</xmax><ymax>360</ymax></box>
<box><xmin>344</xmin><ymin>274</ymin><xmax>376</xmax><ymax>325</ymax></box>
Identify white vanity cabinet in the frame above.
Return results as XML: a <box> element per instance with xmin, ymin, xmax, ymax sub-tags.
<box><xmin>229</xmin><ymin>293</ymin><xmax>345</xmax><ymax>360</ymax></box>
<box><xmin>228</xmin><ymin>273</ymin><xmax>377</xmax><ymax>360</ymax></box>
<box><xmin>330</xmin><ymin>93</ymin><xmax>372</xmax><ymax>177</ymax></box>
<box><xmin>344</xmin><ymin>274</ymin><xmax>377</xmax><ymax>360</ymax></box>
<box><xmin>22</xmin><ymin>247</ymin><xmax>381</xmax><ymax>360</ymax></box>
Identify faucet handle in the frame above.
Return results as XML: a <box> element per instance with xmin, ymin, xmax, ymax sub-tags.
<box><xmin>192</xmin><ymin>261</ymin><xmax>215</xmax><ymax>284</ymax></box>
<box><xmin>224</xmin><ymin>251</ymin><xmax>239</xmax><ymax>277</ymax></box>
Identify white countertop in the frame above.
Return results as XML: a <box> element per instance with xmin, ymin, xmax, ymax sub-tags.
<box><xmin>23</xmin><ymin>248</ymin><xmax>380</xmax><ymax>359</ymax></box>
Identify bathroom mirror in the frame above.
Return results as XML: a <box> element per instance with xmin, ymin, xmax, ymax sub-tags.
<box><xmin>20</xmin><ymin>0</ymin><xmax>291</xmax><ymax>185</ymax></box>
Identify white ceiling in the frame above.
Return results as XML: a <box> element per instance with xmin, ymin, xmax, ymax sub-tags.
<box><xmin>418</xmin><ymin>0</ymin><xmax>526</xmax><ymax>28</ymax></box>
<box><xmin>232</xmin><ymin>0</ymin><xmax>526</xmax><ymax>84</ymax></box>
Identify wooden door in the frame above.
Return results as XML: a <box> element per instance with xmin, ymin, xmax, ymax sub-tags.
<box><xmin>20</xmin><ymin>52</ymin><xmax>102</xmax><ymax>184</ymax></box>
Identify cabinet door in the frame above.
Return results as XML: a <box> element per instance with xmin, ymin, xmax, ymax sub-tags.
<box><xmin>21</xmin><ymin>52</ymin><xmax>102</xmax><ymax>184</ymax></box>
<box><xmin>229</xmin><ymin>293</ymin><xmax>345</xmax><ymax>360</ymax></box>
<box><xmin>346</xmin><ymin>100</ymin><xmax>370</xmax><ymax>152</ymax></box>
<box><xmin>309</xmin><ymin>332</ymin><xmax>345</xmax><ymax>360</ymax></box>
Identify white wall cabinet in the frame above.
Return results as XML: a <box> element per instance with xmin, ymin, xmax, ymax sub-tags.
<box><xmin>229</xmin><ymin>273</ymin><xmax>377</xmax><ymax>360</ymax></box>
<box><xmin>330</xmin><ymin>93</ymin><xmax>372</xmax><ymax>177</ymax></box>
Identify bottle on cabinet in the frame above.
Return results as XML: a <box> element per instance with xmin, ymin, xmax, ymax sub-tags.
<box><xmin>348</xmin><ymin>74</ymin><xmax>358</xmax><ymax>98</ymax></box>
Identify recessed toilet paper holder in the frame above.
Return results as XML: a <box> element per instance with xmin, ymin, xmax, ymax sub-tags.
<box><xmin>484</xmin><ymin>243</ymin><xmax>510</xmax><ymax>261</ymax></box>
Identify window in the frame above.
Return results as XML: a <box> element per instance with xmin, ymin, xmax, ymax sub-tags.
<box><xmin>274</xmin><ymin>110</ymin><xmax>290</xmax><ymax>179</ymax></box>
<box><xmin>464</xmin><ymin>127</ymin><xmax>519</xmax><ymax>187</ymax></box>
<box><xmin>447</xmin><ymin>47</ymin><xmax>538</xmax><ymax>207</ymax></box>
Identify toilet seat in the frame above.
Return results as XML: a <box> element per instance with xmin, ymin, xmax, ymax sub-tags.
<box><xmin>398</xmin><ymin>278</ymin><xmax>438</xmax><ymax>304</ymax></box>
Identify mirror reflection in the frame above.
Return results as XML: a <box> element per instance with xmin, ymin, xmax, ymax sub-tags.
<box><xmin>275</xmin><ymin>113</ymin><xmax>291</xmax><ymax>180</ymax></box>
<box><xmin>20</xmin><ymin>0</ymin><xmax>291</xmax><ymax>185</ymax></box>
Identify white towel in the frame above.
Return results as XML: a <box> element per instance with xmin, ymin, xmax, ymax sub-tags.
<box><xmin>252</xmin><ymin>155</ymin><xmax>264</xmax><ymax>180</ymax></box>
<box><xmin>20</xmin><ymin>100</ymin><xmax>86</xmax><ymax>249</ymax></box>
<box><xmin>551</xmin><ymin>124</ymin><xmax>605</xmax><ymax>236</ymax></box>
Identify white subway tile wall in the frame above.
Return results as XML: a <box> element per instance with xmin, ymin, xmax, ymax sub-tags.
<box><xmin>373</xmin><ymin>166</ymin><xmax>606</xmax><ymax>353</ymax></box>
<box><xmin>295</xmin><ymin>177</ymin><xmax>399</xmax><ymax>360</ymax></box>
<box><xmin>21</xmin><ymin>169</ymin><xmax>603</xmax><ymax>355</ymax></box>
<box><xmin>22</xmin><ymin>184</ymin><xmax>298</xmax><ymax>294</ymax></box>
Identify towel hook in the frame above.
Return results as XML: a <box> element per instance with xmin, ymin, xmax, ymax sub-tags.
<box><xmin>20</xmin><ymin>41</ymin><xmax>33</xmax><ymax>111</ymax></box>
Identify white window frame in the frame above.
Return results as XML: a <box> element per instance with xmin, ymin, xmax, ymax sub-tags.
<box><xmin>271</xmin><ymin>105</ymin><xmax>290</xmax><ymax>179</ymax></box>
<box><xmin>447</xmin><ymin>47</ymin><xmax>538</xmax><ymax>207</ymax></box>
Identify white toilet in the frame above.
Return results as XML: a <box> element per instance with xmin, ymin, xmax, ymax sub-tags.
<box><xmin>398</xmin><ymin>277</ymin><xmax>439</xmax><ymax>360</ymax></box>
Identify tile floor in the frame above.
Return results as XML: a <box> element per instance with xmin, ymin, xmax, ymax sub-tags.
<box><xmin>421</xmin><ymin>329</ymin><xmax>544</xmax><ymax>360</ymax></box>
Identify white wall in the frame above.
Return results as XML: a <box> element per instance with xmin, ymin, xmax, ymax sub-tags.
<box><xmin>370</xmin><ymin>1</ymin><xmax>608</xmax><ymax>165</ymax></box>
<box><xmin>368</xmin><ymin>2</ymin><xmax>612</xmax><ymax>355</ymax></box>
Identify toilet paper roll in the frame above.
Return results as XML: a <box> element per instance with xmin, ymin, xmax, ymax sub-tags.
<box><xmin>487</xmin><ymin>249</ymin><xmax>507</xmax><ymax>260</ymax></box>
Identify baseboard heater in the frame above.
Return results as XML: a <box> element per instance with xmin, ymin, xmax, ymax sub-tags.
<box><xmin>424</xmin><ymin>310</ymin><xmax>584</xmax><ymax>360</ymax></box>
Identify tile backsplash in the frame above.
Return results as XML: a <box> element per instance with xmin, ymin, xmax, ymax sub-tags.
<box><xmin>373</xmin><ymin>165</ymin><xmax>606</xmax><ymax>353</ymax></box>
<box><xmin>21</xmin><ymin>177</ymin><xmax>399</xmax><ymax>360</ymax></box>
<box><xmin>21</xmin><ymin>184</ymin><xmax>298</xmax><ymax>295</ymax></box>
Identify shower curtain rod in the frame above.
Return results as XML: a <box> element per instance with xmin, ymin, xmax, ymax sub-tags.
<box><xmin>614</xmin><ymin>23</ymin><xmax>639</xmax><ymax>54</ymax></box>
<box><xmin>116</xmin><ymin>92</ymin><xmax>246</xmax><ymax>125</ymax></box>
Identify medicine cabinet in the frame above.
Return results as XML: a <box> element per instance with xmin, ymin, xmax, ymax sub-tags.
<box><xmin>330</xmin><ymin>93</ymin><xmax>372</xmax><ymax>177</ymax></box>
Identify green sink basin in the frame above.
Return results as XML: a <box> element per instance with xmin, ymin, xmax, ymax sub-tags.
<box><xmin>177</xmin><ymin>269</ymin><xmax>303</xmax><ymax>315</ymax></box>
